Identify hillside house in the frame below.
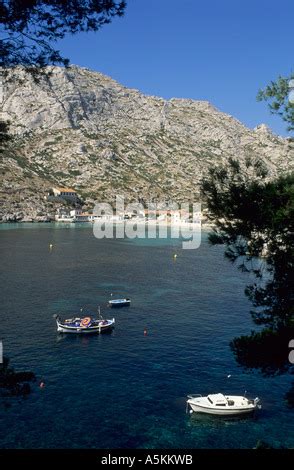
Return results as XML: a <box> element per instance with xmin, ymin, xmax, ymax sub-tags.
<box><xmin>52</xmin><ymin>187</ymin><xmax>77</xmax><ymax>201</ymax></box>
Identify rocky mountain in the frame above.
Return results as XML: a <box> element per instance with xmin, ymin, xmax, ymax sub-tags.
<box><xmin>0</xmin><ymin>65</ymin><xmax>293</xmax><ymax>221</ymax></box>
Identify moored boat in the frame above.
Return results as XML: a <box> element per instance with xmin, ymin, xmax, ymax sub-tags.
<box><xmin>108</xmin><ymin>298</ymin><xmax>131</xmax><ymax>308</ymax></box>
<box><xmin>186</xmin><ymin>393</ymin><xmax>261</xmax><ymax>416</ymax></box>
<box><xmin>54</xmin><ymin>311</ymin><xmax>115</xmax><ymax>334</ymax></box>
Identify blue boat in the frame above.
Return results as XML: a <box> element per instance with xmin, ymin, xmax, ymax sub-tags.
<box><xmin>54</xmin><ymin>308</ymin><xmax>115</xmax><ymax>334</ymax></box>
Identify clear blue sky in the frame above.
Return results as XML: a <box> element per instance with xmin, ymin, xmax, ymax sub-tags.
<box><xmin>56</xmin><ymin>0</ymin><xmax>294</xmax><ymax>136</ymax></box>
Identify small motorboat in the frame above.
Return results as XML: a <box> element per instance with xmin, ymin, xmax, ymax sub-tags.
<box><xmin>108</xmin><ymin>298</ymin><xmax>131</xmax><ymax>308</ymax></box>
<box><xmin>54</xmin><ymin>309</ymin><xmax>115</xmax><ymax>334</ymax></box>
<box><xmin>186</xmin><ymin>393</ymin><xmax>261</xmax><ymax>416</ymax></box>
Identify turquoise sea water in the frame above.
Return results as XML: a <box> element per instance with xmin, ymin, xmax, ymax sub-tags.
<box><xmin>0</xmin><ymin>223</ymin><xmax>293</xmax><ymax>449</ymax></box>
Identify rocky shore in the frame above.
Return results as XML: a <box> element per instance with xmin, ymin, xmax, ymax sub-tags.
<box><xmin>0</xmin><ymin>191</ymin><xmax>63</xmax><ymax>223</ymax></box>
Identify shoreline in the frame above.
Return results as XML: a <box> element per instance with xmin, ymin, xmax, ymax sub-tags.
<box><xmin>0</xmin><ymin>220</ymin><xmax>215</xmax><ymax>230</ymax></box>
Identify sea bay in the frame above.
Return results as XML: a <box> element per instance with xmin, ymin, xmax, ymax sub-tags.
<box><xmin>0</xmin><ymin>224</ymin><xmax>293</xmax><ymax>449</ymax></box>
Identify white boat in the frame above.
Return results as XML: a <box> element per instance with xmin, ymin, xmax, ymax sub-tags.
<box><xmin>108</xmin><ymin>298</ymin><xmax>131</xmax><ymax>308</ymax></box>
<box><xmin>186</xmin><ymin>393</ymin><xmax>261</xmax><ymax>416</ymax></box>
<box><xmin>54</xmin><ymin>311</ymin><xmax>115</xmax><ymax>334</ymax></box>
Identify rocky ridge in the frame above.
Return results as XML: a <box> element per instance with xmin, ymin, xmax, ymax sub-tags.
<box><xmin>0</xmin><ymin>65</ymin><xmax>293</xmax><ymax>221</ymax></box>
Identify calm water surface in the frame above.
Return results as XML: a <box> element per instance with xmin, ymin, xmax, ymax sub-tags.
<box><xmin>0</xmin><ymin>224</ymin><xmax>293</xmax><ymax>448</ymax></box>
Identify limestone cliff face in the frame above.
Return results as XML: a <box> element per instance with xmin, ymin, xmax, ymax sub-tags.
<box><xmin>0</xmin><ymin>65</ymin><xmax>293</xmax><ymax>221</ymax></box>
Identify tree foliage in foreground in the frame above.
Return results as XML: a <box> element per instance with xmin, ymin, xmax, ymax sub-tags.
<box><xmin>257</xmin><ymin>73</ymin><xmax>294</xmax><ymax>132</ymax></box>
<box><xmin>230</xmin><ymin>327</ymin><xmax>294</xmax><ymax>376</ymax></box>
<box><xmin>0</xmin><ymin>0</ymin><xmax>126</xmax><ymax>68</ymax></box>
<box><xmin>202</xmin><ymin>159</ymin><xmax>294</xmax><ymax>331</ymax></box>
<box><xmin>202</xmin><ymin>161</ymin><xmax>294</xmax><ymax>376</ymax></box>
<box><xmin>0</xmin><ymin>356</ymin><xmax>36</xmax><ymax>398</ymax></box>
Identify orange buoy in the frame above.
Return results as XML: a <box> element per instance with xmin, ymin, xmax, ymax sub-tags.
<box><xmin>81</xmin><ymin>317</ymin><xmax>91</xmax><ymax>327</ymax></box>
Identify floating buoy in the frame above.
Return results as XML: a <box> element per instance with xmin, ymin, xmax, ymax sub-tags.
<box><xmin>81</xmin><ymin>317</ymin><xmax>91</xmax><ymax>327</ymax></box>
<box><xmin>173</xmin><ymin>253</ymin><xmax>177</xmax><ymax>259</ymax></box>
<box><xmin>49</xmin><ymin>243</ymin><xmax>53</xmax><ymax>250</ymax></box>
<box><xmin>144</xmin><ymin>329</ymin><xmax>148</xmax><ymax>336</ymax></box>
<box><xmin>39</xmin><ymin>381</ymin><xmax>45</xmax><ymax>388</ymax></box>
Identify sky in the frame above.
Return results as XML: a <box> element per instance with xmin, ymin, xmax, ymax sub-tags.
<box><xmin>56</xmin><ymin>0</ymin><xmax>294</xmax><ymax>136</ymax></box>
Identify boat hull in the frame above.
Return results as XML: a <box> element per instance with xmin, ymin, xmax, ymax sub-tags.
<box><xmin>109</xmin><ymin>300</ymin><xmax>131</xmax><ymax>308</ymax></box>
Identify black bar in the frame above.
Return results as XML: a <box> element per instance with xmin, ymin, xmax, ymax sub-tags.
<box><xmin>0</xmin><ymin>449</ymin><xmax>291</xmax><ymax>467</ymax></box>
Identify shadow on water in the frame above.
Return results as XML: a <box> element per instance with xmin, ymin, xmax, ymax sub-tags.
<box><xmin>187</xmin><ymin>411</ymin><xmax>260</xmax><ymax>426</ymax></box>
<box><xmin>55</xmin><ymin>328</ymin><xmax>115</xmax><ymax>344</ymax></box>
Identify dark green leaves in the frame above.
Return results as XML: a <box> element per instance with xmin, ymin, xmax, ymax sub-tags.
<box><xmin>0</xmin><ymin>1</ymin><xmax>126</xmax><ymax>68</ymax></box>
<box><xmin>257</xmin><ymin>74</ymin><xmax>294</xmax><ymax>132</ymax></box>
